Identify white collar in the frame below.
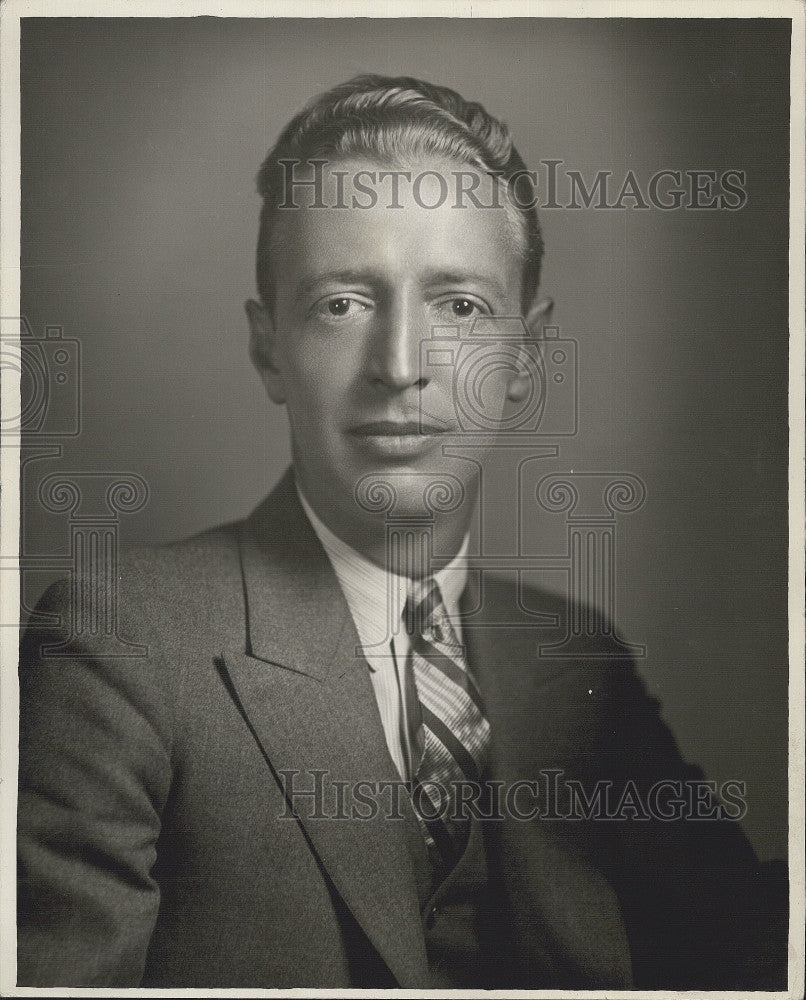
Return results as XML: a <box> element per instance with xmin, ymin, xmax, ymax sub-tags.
<box><xmin>295</xmin><ymin>481</ymin><xmax>469</xmax><ymax>659</ymax></box>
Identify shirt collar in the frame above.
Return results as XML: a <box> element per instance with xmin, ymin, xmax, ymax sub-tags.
<box><xmin>295</xmin><ymin>481</ymin><xmax>469</xmax><ymax>653</ymax></box>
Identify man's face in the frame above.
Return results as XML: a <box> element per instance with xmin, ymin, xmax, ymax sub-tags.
<box><xmin>247</xmin><ymin>156</ymin><xmax>537</xmax><ymax>540</ymax></box>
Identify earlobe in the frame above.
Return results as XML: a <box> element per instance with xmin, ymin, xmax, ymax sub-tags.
<box><xmin>245</xmin><ymin>298</ymin><xmax>286</xmax><ymax>404</ymax></box>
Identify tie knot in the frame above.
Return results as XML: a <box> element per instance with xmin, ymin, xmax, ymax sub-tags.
<box><xmin>404</xmin><ymin>578</ymin><xmax>453</xmax><ymax>646</ymax></box>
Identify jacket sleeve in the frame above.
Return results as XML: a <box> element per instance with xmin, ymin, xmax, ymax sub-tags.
<box><xmin>17</xmin><ymin>578</ymin><xmax>173</xmax><ymax>987</ymax></box>
<box><xmin>593</xmin><ymin>660</ymin><xmax>788</xmax><ymax>990</ymax></box>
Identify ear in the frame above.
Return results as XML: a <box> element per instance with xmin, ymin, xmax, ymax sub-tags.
<box><xmin>246</xmin><ymin>298</ymin><xmax>286</xmax><ymax>404</ymax></box>
<box><xmin>507</xmin><ymin>296</ymin><xmax>554</xmax><ymax>402</ymax></box>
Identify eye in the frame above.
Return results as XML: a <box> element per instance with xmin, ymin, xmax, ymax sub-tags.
<box><xmin>328</xmin><ymin>297</ymin><xmax>354</xmax><ymax>316</ymax></box>
<box><xmin>313</xmin><ymin>295</ymin><xmax>371</xmax><ymax>320</ymax></box>
<box><xmin>451</xmin><ymin>298</ymin><xmax>478</xmax><ymax>317</ymax></box>
<box><xmin>436</xmin><ymin>296</ymin><xmax>488</xmax><ymax>320</ymax></box>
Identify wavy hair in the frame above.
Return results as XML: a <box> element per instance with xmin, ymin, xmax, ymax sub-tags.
<box><xmin>255</xmin><ymin>75</ymin><xmax>544</xmax><ymax>312</ymax></box>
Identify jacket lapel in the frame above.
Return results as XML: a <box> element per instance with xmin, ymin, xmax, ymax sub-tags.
<box><xmin>218</xmin><ymin>473</ymin><xmax>631</xmax><ymax>987</ymax></box>
<box><xmin>220</xmin><ymin>471</ymin><xmax>430</xmax><ymax>988</ymax></box>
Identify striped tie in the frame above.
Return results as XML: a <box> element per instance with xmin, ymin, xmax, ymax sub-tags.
<box><xmin>402</xmin><ymin>577</ymin><xmax>491</xmax><ymax>869</ymax></box>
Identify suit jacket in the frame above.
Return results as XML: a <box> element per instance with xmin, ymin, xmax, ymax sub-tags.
<box><xmin>17</xmin><ymin>469</ymin><xmax>787</xmax><ymax>989</ymax></box>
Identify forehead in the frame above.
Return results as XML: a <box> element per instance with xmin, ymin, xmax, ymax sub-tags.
<box><xmin>268</xmin><ymin>156</ymin><xmax>523</xmax><ymax>300</ymax></box>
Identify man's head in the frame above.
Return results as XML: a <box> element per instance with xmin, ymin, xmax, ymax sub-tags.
<box><xmin>246</xmin><ymin>75</ymin><xmax>552</xmax><ymax>559</ymax></box>
<box><xmin>254</xmin><ymin>75</ymin><xmax>544</xmax><ymax>315</ymax></box>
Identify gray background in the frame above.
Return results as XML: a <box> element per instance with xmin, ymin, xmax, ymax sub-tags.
<box><xmin>19</xmin><ymin>17</ymin><xmax>789</xmax><ymax>859</ymax></box>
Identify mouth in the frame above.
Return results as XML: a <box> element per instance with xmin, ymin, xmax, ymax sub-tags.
<box><xmin>350</xmin><ymin>420</ymin><xmax>446</xmax><ymax>437</ymax></box>
<box><xmin>348</xmin><ymin>418</ymin><xmax>449</xmax><ymax>458</ymax></box>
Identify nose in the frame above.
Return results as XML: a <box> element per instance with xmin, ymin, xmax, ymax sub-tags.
<box><xmin>367</xmin><ymin>296</ymin><xmax>429</xmax><ymax>392</ymax></box>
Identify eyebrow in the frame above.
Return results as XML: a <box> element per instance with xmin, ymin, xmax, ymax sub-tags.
<box><xmin>293</xmin><ymin>267</ymin><xmax>509</xmax><ymax>305</ymax></box>
<box><xmin>293</xmin><ymin>269</ymin><xmax>381</xmax><ymax>306</ymax></box>
<box><xmin>422</xmin><ymin>270</ymin><xmax>509</xmax><ymax>300</ymax></box>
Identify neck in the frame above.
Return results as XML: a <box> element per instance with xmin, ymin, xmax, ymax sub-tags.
<box><xmin>295</xmin><ymin>475</ymin><xmax>474</xmax><ymax>576</ymax></box>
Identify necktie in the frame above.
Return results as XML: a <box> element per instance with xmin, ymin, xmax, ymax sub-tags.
<box><xmin>402</xmin><ymin>577</ymin><xmax>492</xmax><ymax>870</ymax></box>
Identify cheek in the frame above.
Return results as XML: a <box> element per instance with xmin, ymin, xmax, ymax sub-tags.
<box><xmin>279</xmin><ymin>338</ymin><xmax>354</xmax><ymax>416</ymax></box>
<box><xmin>291</xmin><ymin>333</ymin><xmax>363</xmax><ymax>391</ymax></box>
<box><xmin>457</xmin><ymin>366</ymin><xmax>510</xmax><ymax>420</ymax></box>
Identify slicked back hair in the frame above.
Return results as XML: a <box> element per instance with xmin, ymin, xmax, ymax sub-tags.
<box><xmin>255</xmin><ymin>75</ymin><xmax>544</xmax><ymax>314</ymax></box>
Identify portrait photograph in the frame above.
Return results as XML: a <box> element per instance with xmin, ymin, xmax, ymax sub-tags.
<box><xmin>0</xmin><ymin>2</ymin><xmax>803</xmax><ymax>996</ymax></box>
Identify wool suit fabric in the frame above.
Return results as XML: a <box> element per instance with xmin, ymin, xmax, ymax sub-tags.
<box><xmin>17</xmin><ymin>469</ymin><xmax>787</xmax><ymax>988</ymax></box>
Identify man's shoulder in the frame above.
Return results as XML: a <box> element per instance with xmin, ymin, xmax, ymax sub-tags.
<box><xmin>112</xmin><ymin>519</ymin><xmax>261</xmax><ymax>629</ymax></box>
<box><xmin>479</xmin><ymin>570</ymin><xmax>566</xmax><ymax>617</ymax></box>
<box><xmin>474</xmin><ymin>570</ymin><xmax>645</xmax><ymax>702</ymax></box>
<box><xmin>477</xmin><ymin>570</ymin><xmax>631</xmax><ymax>656</ymax></box>
<box><xmin>121</xmin><ymin>519</ymin><xmax>244</xmax><ymax>587</ymax></box>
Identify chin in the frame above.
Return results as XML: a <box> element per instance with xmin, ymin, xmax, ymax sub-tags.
<box><xmin>349</xmin><ymin>460</ymin><xmax>477</xmax><ymax>525</ymax></box>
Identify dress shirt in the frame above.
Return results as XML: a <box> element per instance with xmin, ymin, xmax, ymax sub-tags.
<box><xmin>296</xmin><ymin>484</ymin><xmax>468</xmax><ymax>781</ymax></box>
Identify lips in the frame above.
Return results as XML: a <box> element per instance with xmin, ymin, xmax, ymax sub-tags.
<box><xmin>350</xmin><ymin>420</ymin><xmax>445</xmax><ymax>436</ymax></box>
<box><xmin>347</xmin><ymin>417</ymin><xmax>451</xmax><ymax>459</ymax></box>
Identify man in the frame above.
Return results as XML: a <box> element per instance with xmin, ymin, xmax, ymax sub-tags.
<box><xmin>17</xmin><ymin>75</ymin><xmax>786</xmax><ymax>989</ymax></box>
